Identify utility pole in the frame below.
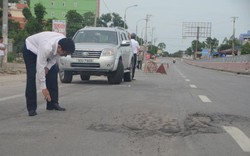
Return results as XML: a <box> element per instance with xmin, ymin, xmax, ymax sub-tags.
<box><xmin>145</xmin><ymin>14</ymin><xmax>151</xmax><ymax>46</ymax></box>
<box><xmin>194</xmin><ymin>26</ymin><xmax>200</xmax><ymax>60</ymax></box>
<box><xmin>231</xmin><ymin>16</ymin><xmax>238</xmax><ymax>56</ymax></box>
<box><xmin>144</xmin><ymin>14</ymin><xmax>151</xmax><ymax>61</ymax></box>
<box><xmin>94</xmin><ymin>0</ymin><xmax>100</xmax><ymax>27</ymax></box>
<box><xmin>1</xmin><ymin>0</ymin><xmax>8</xmax><ymax>70</ymax></box>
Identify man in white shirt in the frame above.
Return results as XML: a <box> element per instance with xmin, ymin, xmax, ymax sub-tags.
<box><xmin>22</xmin><ymin>31</ymin><xmax>75</xmax><ymax>116</ymax></box>
<box><xmin>0</xmin><ymin>36</ymin><xmax>6</xmax><ymax>68</ymax></box>
<box><xmin>130</xmin><ymin>33</ymin><xmax>140</xmax><ymax>79</ymax></box>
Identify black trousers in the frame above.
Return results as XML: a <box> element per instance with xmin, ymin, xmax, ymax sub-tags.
<box><xmin>22</xmin><ymin>44</ymin><xmax>59</xmax><ymax>111</ymax></box>
<box><xmin>137</xmin><ymin>60</ymin><xmax>142</xmax><ymax>69</ymax></box>
<box><xmin>132</xmin><ymin>53</ymin><xmax>137</xmax><ymax>79</ymax></box>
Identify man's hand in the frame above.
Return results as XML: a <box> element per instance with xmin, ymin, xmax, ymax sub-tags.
<box><xmin>42</xmin><ymin>89</ymin><xmax>51</xmax><ymax>102</ymax></box>
<box><xmin>44</xmin><ymin>67</ymin><xmax>49</xmax><ymax>75</ymax></box>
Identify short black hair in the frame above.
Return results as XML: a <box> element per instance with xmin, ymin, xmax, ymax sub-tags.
<box><xmin>131</xmin><ymin>33</ymin><xmax>136</xmax><ymax>39</ymax></box>
<box><xmin>58</xmin><ymin>38</ymin><xmax>75</xmax><ymax>54</ymax></box>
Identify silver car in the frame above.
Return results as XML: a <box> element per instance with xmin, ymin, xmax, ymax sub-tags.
<box><xmin>58</xmin><ymin>27</ymin><xmax>134</xmax><ymax>84</ymax></box>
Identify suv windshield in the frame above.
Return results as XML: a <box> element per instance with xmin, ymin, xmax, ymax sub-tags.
<box><xmin>74</xmin><ymin>30</ymin><xmax>118</xmax><ymax>45</ymax></box>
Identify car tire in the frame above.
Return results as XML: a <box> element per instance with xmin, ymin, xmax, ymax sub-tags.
<box><xmin>59</xmin><ymin>70</ymin><xmax>73</xmax><ymax>83</ymax></box>
<box><xmin>123</xmin><ymin>58</ymin><xmax>133</xmax><ymax>82</ymax></box>
<box><xmin>80</xmin><ymin>74</ymin><xmax>90</xmax><ymax>81</ymax></box>
<box><xmin>108</xmin><ymin>59</ymin><xmax>124</xmax><ymax>84</ymax></box>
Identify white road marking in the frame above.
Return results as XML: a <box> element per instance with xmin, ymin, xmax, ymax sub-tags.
<box><xmin>0</xmin><ymin>85</ymin><xmax>70</xmax><ymax>103</ymax></box>
<box><xmin>198</xmin><ymin>95</ymin><xmax>212</xmax><ymax>103</ymax></box>
<box><xmin>0</xmin><ymin>94</ymin><xmax>24</xmax><ymax>102</ymax></box>
<box><xmin>190</xmin><ymin>84</ymin><xmax>197</xmax><ymax>88</ymax></box>
<box><xmin>185</xmin><ymin>79</ymin><xmax>190</xmax><ymax>82</ymax></box>
<box><xmin>0</xmin><ymin>90</ymin><xmax>42</xmax><ymax>103</ymax></box>
<box><xmin>223</xmin><ymin>126</ymin><xmax>250</xmax><ymax>152</ymax></box>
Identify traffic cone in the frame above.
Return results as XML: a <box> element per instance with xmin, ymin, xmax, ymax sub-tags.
<box><xmin>156</xmin><ymin>64</ymin><xmax>167</xmax><ymax>74</ymax></box>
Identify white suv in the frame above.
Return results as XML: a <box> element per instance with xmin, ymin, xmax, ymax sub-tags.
<box><xmin>58</xmin><ymin>27</ymin><xmax>134</xmax><ymax>84</ymax></box>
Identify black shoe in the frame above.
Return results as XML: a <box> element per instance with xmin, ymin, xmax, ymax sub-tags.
<box><xmin>47</xmin><ymin>103</ymin><xmax>66</xmax><ymax>111</ymax></box>
<box><xmin>28</xmin><ymin>110</ymin><xmax>37</xmax><ymax>116</ymax></box>
<box><xmin>54</xmin><ymin>103</ymin><xmax>66</xmax><ymax>111</ymax></box>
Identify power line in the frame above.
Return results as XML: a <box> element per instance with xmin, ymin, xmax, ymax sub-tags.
<box><xmin>102</xmin><ymin>0</ymin><xmax>112</xmax><ymax>13</ymax></box>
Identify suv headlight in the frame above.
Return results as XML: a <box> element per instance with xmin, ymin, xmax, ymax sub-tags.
<box><xmin>102</xmin><ymin>48</ymin><xmax>115</xmax><ymax>56</ymax></box>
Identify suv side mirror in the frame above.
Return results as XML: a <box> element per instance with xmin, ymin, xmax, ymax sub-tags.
<box><xmin>121</xmin><ymin>40</ymin><xmax>130</xmax><ymax>46</ymax></box>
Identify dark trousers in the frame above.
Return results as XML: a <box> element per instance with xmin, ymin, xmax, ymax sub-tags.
<box><xmin>132</xmin><ymin>53</ymin><xmax>137</xmax><ymax>79</ymax></box>
<box><xmin>22</xmin><ymin>44</ymin><xmax>59</xmax><ymax>111</ymax></box>
<box><xmin>137</xmin><ymin>60</ymin><xmax>142</xmax><ymax>69</ymax></box>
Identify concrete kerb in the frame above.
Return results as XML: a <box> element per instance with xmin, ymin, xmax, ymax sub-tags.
<box><xmin>0</xmin><ymin>63</ymin><xmax>26</xmax><ymax>76</ymax></box>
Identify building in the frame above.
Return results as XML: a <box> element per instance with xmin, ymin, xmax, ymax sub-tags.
<box><xmin>239</xmin><ymin>30</ymin><xmax>250</xmax><ymax>45</ymax></box>
<box><xmin>30</xmin><ymin>0</ymin><xmax>100</xmax><ymax>20</ymax></box>
<box><xmin>8</xmin><ymin>3</ymin><xmax>28</xmax><ymax>29</ymax></box>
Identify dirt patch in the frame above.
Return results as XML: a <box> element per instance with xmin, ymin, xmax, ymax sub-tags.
<box><xmin>88</xmin><ymin>112</ymin><xmax>250</xmax><ymax>138</ymax></box>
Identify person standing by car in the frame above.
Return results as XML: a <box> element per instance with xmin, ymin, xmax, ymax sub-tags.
<box><xmin>130</xmin><ymin>33</ymin><xmax>140</xmax><ymax>79</ymax></box>
<box><xmin>22</xmin><ymin>31</ymin><xmax>75</xmax><ymax>116</ymax></box>
<box><xmin>0</xmin><ymin>36</ymin><xmax>6</xmax><ymax>68</ymax></box>
<box><xmin>137</xmin><ymin>50</ymin><xmax>143</xmax><ymax>70</ymax></box>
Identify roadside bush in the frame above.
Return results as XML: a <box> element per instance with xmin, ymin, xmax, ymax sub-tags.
<box><xmin>7</xmin><ymin>52</ymin><xmax>18</xmax><ymax>62</ymax></box>
<box><xmin>241</xmin><ymin>43</ymin><xmax>250</xmax><ymax>55</ymax></box>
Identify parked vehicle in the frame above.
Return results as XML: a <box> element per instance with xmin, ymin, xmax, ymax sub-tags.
<box><xmin>58</xmin><ymin>27</ymin><xmax>134</xmax><ymax>84</ymax></box>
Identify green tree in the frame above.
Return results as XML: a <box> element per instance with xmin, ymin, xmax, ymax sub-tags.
<box><xmin>22</xmin><ymin>7</ymin><xmax>32</xmax><ymax>20</ymax></box>
<box><xmin>111</xmin><ymin>13</ymin><xmax>124</xmax><ymax>28</ymax></box>
<box><xmin>34</xmin><ymin>3</ymin><xmax>47</xmax><ymax>24</ymax></box>
<box><xmin>24</xmin><ymin>17</ymin><xmax>40</xmax><ymax>35</ymax></box>
<box><xmin>65</xmin><ymin>10</ymin><xmax>83</xmax><ymax>38</ymax></box>
<box><xmin>98</xmin><ymin>13</ymin><xmax>112</xmax><ymax>27</ymax></box>
<box><xmin>43</xmin><ymin>18</ymin><xmax>54</xmax><ymax>31</ymax></box>
<box><xmin>8</xmin><ymin>19</ymin><xmax>20</xmax><ymax>38</ymax></box>
<box><xmin>137</xmin><ymin>37</ymin><xmax>144</xmax><ymax>46</ymax></box>
<box><xmin>98</xmin><ymin>13</ymin><xmax>124</xmax><ymax>28</ymax></box>
<box><xmin>218</xmin><ymin>37</ymin><xmax>241</xmax><ymax>51</ymax></box>
<box><xmin>191</xmin><ymin>40</ymin><xmax>204</xmax><ymax>52</ymax></box>
<box><xmin>204</xmin><ymin>37</ymin><xmax>219</xmax><ymax>51</ymax></box>
<box><xmin>185</xmin><ymin>47</ymin><xmax>192</xmax><ymax>56</ymax></box>
<box><xmin>169</xmin><ymin>50</ymin><xmax>183</xmax><ymax>57</ymax></box>
<box><xmin>158</xmin><ymin>42</ymin><xmax>166</xmax><ymax>50</ymax></box>
<box><xmin>83</xmin><ymin>11</ymin><xmax>95</xmax><ymax>27</ymax></box>
<box><xmin>162</xmin><ymin>51</ymin><xmax>169</xmax><ymax>57</ymax></box>
<box><xmin>241</xmin><ymin>43</ymin><xmax>250</xmax><ymax>55</ymax></box>
<box><xmin>23</xmin><ymin>3</ymin><xmax>47</xmax><ymax>34</ymax></box>
<box><xmin>12</xmin><ymin>30</ymin><xmax>29</xmax><ymax>53</ymax></box>
<box><xmin>218</xmin><ymin>37</ymin><xmax>231</xmax><ymax>51</ymax></box>
<box><xmin>147</xmin><ymin>45</ymin><xmax>158</xmax><ymax>55</ymax></box>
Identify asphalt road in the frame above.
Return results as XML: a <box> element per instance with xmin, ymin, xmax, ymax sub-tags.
<box><xmin>0</xmin><ymin>58</ymin><xmax>250</xmax><ymax>156</ymax></box>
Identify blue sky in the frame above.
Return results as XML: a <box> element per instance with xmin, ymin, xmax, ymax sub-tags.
<box><xmin>100</xmin><ymin>0</ymin><xmax>250</xmax><ymax>53</ymax></box>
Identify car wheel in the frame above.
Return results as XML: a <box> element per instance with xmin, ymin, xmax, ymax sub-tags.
<box><xmin>123</xmin><ymin>58</ymin><xmax>133</xmax><ymax>82</ymax></box>
<box><xmin>108</xmin><ymin>59</ymin><xmax>124</xmax><ymax>84</ymax></box>
<box><xmin>80</xmin><ymin>74</ymin><xmax>90</xmax><ymax>81</ymax></box>
<box><xmin>59</xmin><ymin>70</ymin><xmax>73</xmax><ymax>83</ymax></box>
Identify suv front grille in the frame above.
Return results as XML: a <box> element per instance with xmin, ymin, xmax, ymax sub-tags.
<box><xmin>71</xmin><ymin>50</ymin><xmax>102</xmax><ymax>58</ymax></box>
<box><xmin>71</xmin><ymin>63</ymin><xmax>100</xmax><ymax>68</ymax></box>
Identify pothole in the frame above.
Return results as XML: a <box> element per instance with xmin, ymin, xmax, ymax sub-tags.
<box><xmin>88</xmin><ymin>112</ymin><xmax>250</xmax><ymax>137</ymax></box>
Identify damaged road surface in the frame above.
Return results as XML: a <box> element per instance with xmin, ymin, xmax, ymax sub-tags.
<box><xmin>0</xmin><ymin>58</ymin><xmax>250</xmax><ymax>156</ymax></box>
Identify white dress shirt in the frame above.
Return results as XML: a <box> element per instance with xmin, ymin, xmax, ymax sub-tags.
<box><xmin>25</xmin><ymin>31</ymin><xmax>65</xmax><ymax>89</ymax></box>
<box><xmin>130</xmin><ymin>39</ymin><xmax>140</xmax><ymax>54</ymax></box>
